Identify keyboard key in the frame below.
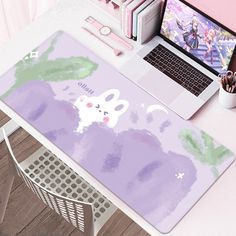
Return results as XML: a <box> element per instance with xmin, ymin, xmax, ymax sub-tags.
<box><xmin>143</xmin><ymin>44</ymin><xmax>213</xmax><ymax>96</ymax></box>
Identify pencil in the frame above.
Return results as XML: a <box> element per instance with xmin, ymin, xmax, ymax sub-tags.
<box><xmin>232</xmin><ymin>85</ymin><xmax>235</xmax><ymax>93</ymax></box>
<box><xmin>226</xmin><ymin>84</ymin><xmax>229</xmax><ymax>92</ymax></box>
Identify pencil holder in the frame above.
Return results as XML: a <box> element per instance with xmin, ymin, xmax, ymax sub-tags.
<box><xmin>218</xmin><ymin>85</ymin><xmax>236</xmax><ymax>108</ymax></box>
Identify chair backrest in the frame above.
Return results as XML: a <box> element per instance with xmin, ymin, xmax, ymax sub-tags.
<box><xmin>2</xmin><ymin>128</ymin><xmax>94</xmax><ymax>236</ymax></box>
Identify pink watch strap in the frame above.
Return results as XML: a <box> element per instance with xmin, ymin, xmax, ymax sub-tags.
<box><xmin>109</xmin><ymin>32</ymin><xmax>133</xmax><ymax>50</ymax></box>
<box><xmin>85</xmin><ymin>16</ymin><xmax>103</xmax><ymax>29</ymax></box>
<box><xmin>85</xmin><ymin>16</ymin><xmax>133</xmax><ymax>50</ymax></box>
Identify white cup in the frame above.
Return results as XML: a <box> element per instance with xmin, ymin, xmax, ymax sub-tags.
<box><xmin>218</xmin><ymin>86</ymin><xmax>236</xmax><ymax>108</ymax></box>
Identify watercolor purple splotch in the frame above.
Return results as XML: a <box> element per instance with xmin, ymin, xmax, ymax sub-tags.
<box><xmin>0</xmin><ymin>31</ymin><xmax>234</xmax><ymax>233</ymax></box>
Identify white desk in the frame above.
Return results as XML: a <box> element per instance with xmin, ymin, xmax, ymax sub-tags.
<box><xmin>0</xmin><ymin>1</ymin><xmax>236</xmax><ymax>235</ymax></box>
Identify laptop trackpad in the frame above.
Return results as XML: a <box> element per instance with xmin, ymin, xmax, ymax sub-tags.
<box><xmin>138</xmin><ymin>70</ymin><xmax>183</xmax><ymax>105</ymax></box>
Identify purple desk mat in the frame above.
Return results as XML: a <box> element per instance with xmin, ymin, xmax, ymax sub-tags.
<box><xmin>0</xmin><ymin>31</ymin><xmax>234</xmax><ymax>233</ymax></box>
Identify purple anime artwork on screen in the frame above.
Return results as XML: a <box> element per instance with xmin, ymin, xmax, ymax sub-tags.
<box><xmin>161</xmin><ymin>0</ymin><xmax>236</xmax><ymax>75</ymax></box>
<box><xmin>0</xmin><ymin>31</ymin><xmax>234</xmax><ymax>233</ymax></box>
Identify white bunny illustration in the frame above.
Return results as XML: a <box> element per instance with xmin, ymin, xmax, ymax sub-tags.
<box><xmin>74</xmin><ymin>89</ymin><xmax>129</xmax><ymax>132</ymax></box>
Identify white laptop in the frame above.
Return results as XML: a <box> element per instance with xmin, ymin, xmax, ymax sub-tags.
<box><xmin>120</xmin><ymin>0</ymin><xmax>236</xmax><ymax>119</ymax></box>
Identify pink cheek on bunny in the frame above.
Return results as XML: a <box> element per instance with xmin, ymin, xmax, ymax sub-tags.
<box><xmin>86</xmin><ymin>103</ymin><xmax>93</xmax><ymax>108</ymax></box>
<box><xmin>103</xmin><ymin>117</ymin><xmax>109</xmax><ymax>124</ymax></box>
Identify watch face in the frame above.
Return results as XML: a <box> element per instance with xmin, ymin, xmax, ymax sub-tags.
<box><xmin>100</xmin><ymin>26</ymin><xmax>111</xmax><ymax>36</ymax></box>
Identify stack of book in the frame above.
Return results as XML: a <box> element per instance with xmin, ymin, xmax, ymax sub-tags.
<box><xmin>121</xmin><ymin>0</ymin><xmax>162</xmax><ymax>43</ymax></box>
<box><xmin>90</xmin><ymin>0</ymin><xmax>163</xmax><ymax>44</ymax></box>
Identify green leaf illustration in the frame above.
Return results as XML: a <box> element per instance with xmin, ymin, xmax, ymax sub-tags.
<box><xmin>1</xmin><ymin>31</ymin><xmax>98</xmax><ymax>99</ymax></box>
<box><xmin>179</xmin><ymin>129</ymin><xmax>233</xmax><ymax>178</ymax></box>
<box><xmin>178</xmin><ymin>129</ymin><xmax>203</xmax><ymax>160</ymax></box>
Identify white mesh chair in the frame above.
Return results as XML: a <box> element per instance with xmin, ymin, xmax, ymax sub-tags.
<box><xmin>0</xmin><ymin>128</ymin><xmax>117</xmax><ymax>235</ymax></box>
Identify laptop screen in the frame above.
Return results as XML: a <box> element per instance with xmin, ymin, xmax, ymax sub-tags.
<box><xmin>160</xmin><ymin>0</ymin><xmax>236</xmax><ymax>75</ymax></box>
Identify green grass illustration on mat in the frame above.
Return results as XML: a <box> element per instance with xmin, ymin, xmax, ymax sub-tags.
<box><xmin>1</xmin><ymin>31</ymin><xmax>98</xmax><ymax>99</ymax></box>
<box><xmin>179</xmin><ymin>129</ymin><xmax>233</xmax><ymax>178</ymax></box>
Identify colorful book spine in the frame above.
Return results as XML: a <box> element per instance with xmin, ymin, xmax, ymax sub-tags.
<box><xmin>124</xmin><ymin>0</ymin><xmax>146</xmax><ymax>38</ymax></box>
<box><xmin>132</xmin><ymin>0</ymin><xmax>154</xmax><ymax>40</ymax></box>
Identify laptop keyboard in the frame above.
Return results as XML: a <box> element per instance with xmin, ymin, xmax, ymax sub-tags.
<box><xmin>143</xmin><ymin>44</ymin><xmax>213</xmax><ymax>96</ymax></box>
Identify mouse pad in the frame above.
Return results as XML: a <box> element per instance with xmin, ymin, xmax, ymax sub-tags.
<box><xmin>0</xmin><ymin>31</ymin><xmax>234</xmax><ymax>233</ymax></box>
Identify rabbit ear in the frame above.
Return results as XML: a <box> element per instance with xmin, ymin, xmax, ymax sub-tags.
<box><xmin>100</xmin><ymin>89</ymin><xmax>120</xmax><ymax>102</ymax></box>
<box><xmin>113</xmin><ymin>100</ymin><xmax>129</xmax><ymax>116</ymax></box>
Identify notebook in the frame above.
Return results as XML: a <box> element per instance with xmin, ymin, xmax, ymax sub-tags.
<box><xmin>132</xmin><ymin>0</ymin><xmax>154</xmax><ymax>40</ymax></box>
<box><xmin>137</xmin><ymin>0</ymin><xmax>162</xmax><ymax>43</ymax></box>
<box><xmin>123</xmin><ymin>0</ymin><xmax>146</xmax><ymax>38</ymax></box>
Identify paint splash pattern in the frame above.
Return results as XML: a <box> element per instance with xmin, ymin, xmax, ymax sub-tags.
<box><xmin>0</xmin><ymin>31</ymin><xmax>234</xmax><ymax>233</ymax></box>
<box><xmin>1</xmin><ymin>31</ymin><xmax>98</xmax><ymax>99</ymax></box>
<box><xmin>179</xmin><ymin>129</ymin><xmax>233</xmax><ymax>178</ymax></box>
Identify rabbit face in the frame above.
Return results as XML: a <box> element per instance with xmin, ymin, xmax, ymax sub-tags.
<box><xmin>74</xmin><ymin>89</ymin><xmax>129</xmax><ymax>132</ymax></box>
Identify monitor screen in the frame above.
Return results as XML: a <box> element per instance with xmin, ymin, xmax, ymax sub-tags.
<box><xmin>160</xmin><ymin>0</ymin><xmax>236</xmax><ymax>75</ymax></box>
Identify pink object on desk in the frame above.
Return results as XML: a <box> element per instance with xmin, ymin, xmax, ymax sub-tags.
<box><xmin>125</xmin><ymin>0</ymin><xmax>146</xmax><ymax>38</ymax></box>
<box><xmin>109</xmin><ymin>1</ymin><xmax>119</xmax><ymax>9</ymax></box>
<box><xmin>85</xmin><ymin>16</ymin><xmax>133</xmax><ymax>50</ymax></box>
<box><xmin>100</xmin><ymin>0</ymin><xmax>110</xmax><ymax>3</ymax></box>
<box><xmin>82</xmin><ymin>27</ymin><xmax>122</xmax><ymax>56</ymax></box>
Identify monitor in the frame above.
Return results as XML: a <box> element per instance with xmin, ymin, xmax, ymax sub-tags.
<box><xmin>160</xmin><ymin>0</ymin><xmax>236</xmax><ymax>75</ymax></box>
